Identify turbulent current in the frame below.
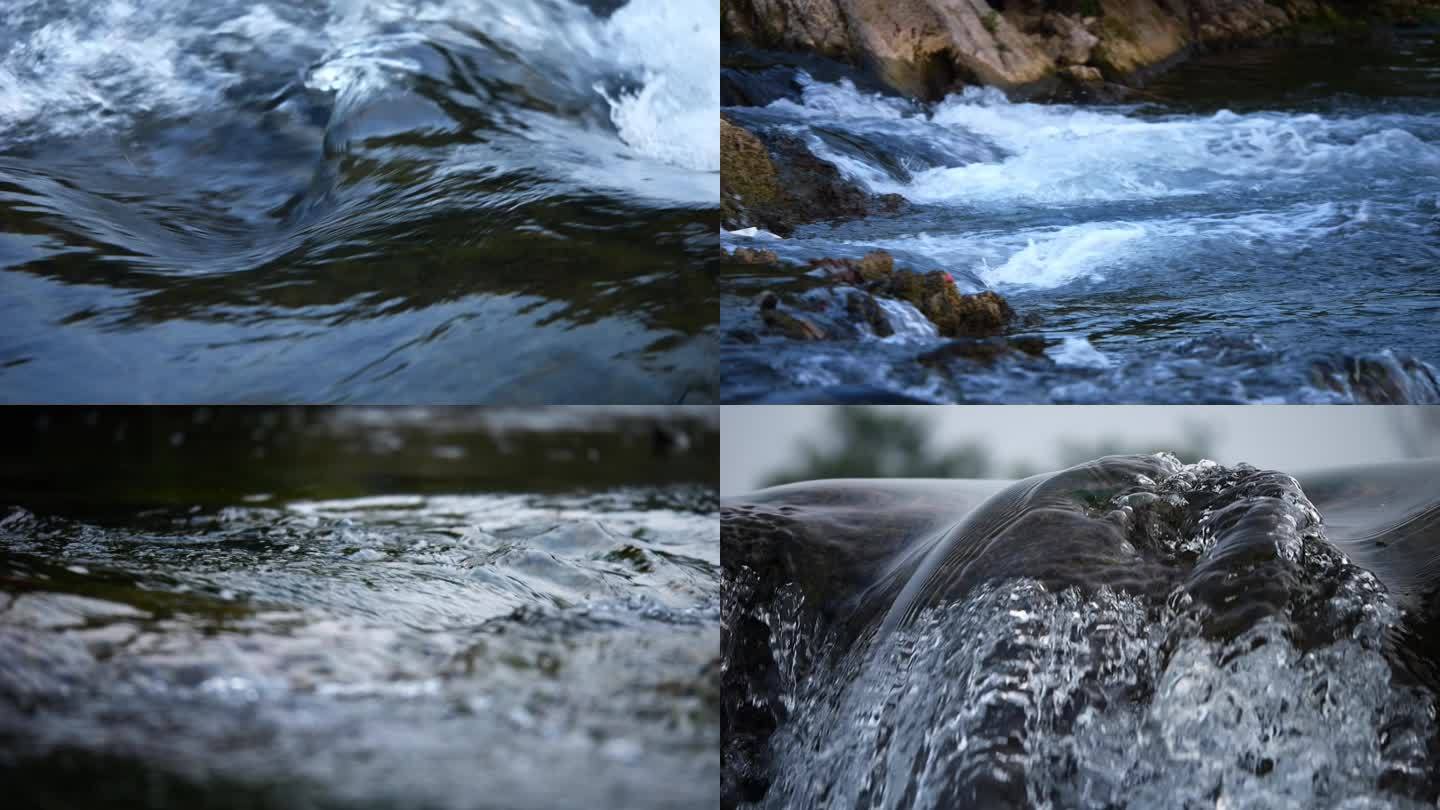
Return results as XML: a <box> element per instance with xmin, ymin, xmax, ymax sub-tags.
<box><xmin>0</xmin><ymin>408</ymin><xmax>720</xmax><ymax>808</ymax></box>
<box><xmin>721</xmin><ymin>456</ymin><xmax>1440</xmax><ymax>809</ymax></box>
<box><xmin>0</xmin><ymin>0</ymin><xmax>719</xmax><ymax>403</ymax></box>
<box><xmin>721</xmin><ymin>33</ymin><xmax>1440</xmax><ymax>403</ymax></box>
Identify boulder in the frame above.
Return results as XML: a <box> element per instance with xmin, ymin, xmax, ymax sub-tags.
<box><xmin>845</xmin><ymin>290</ymin><xmax>894</xmax><ymax>338</ymax></box>
<box><xmin>732</xmin><ymin>247</ymin><xmax>780</xmax><ymax>264</ymax></box>
<box><xmin>721</xmin><ymin>117</ymin><xmax>783</xmax><ymax>230</ymax></box>
<box><xmin>886</xmin><ymin>274</ymin><xmax>1013</xmax><ymax>338</ymax></box>
<box><xmin>762</xmin><ymin>308</ymin><xmax>828</xmax><ymax>340</ymax></box>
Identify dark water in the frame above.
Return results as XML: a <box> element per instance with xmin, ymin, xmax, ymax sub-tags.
<box><xmin>0</xmin><ymin>408</ymin><xmax>720</xmax><ymax>808</ymax></box>
<box><xmin>0</xmin><ymin>0</ymin><xmax>719</xmax><ymax>404</ymax></box>
<box><xmin>721</xmin><ymin>456</ymin><xmax>1440</xmax><ymax>808</ymax></box>
<box><xmin>721</xmin><ymin>31</ymin><xmax>1440</xmax><ymax>403</ymax></box>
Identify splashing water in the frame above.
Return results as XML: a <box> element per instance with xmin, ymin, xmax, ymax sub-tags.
<box><xmin>721</xmin><ymin>36</ymin><xmax>1440</xmax><ymax>403</ymax></box>
<box><xmin>0</xmin><ymin>0</ymin><xmax>719</xmax><ymax>403</ymax></box>
<box><xmin>722</xmin><ymin>456</ymin><xmax>1440</xmax><ymax>809</ymax></box>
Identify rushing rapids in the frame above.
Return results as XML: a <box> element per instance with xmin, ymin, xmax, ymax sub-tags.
<box><xmin>0</xmin><ymin>0</ymin><xmax>719</xmax><ymax>403</ymax></box>
<box><xmin>721</xmin><ymin>456</ymin><xmax>1440</xmax><ymax>809</ymax></box>
<box><xmin>721</xmin><ymin>32</ymin><xmax>1440</xmax><ymax>403</ymax></box>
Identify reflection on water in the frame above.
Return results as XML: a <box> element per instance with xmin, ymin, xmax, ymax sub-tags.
<box><xmin>0</xmin><ymin>0</ymin><xmax>719</xmax><ymax>403</ymax></box>
<box><xmin>0</xmin><ymin>407</ymin><xmax>719</xmax><ymax>809</ymax></box>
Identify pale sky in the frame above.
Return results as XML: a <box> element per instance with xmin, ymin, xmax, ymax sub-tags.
<box><xmin>721</xmin><ymin>406</ymin><xmax>1423</xmax><ymax>495</ymax></box>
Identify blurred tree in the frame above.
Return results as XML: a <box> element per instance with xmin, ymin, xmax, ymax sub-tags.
<box><xmin>1011</xmin><ymin>422</ymin><xmax>1216</xmax><ymax>478</ymax></box>
<box><xmin>760</xmin><ymin>407</ymin><xmax>992</xmax><ymax>487</ymax></box>
<box><xmin>758</xmin><ymin>409</ymin><xmax>1220</xmax><ymax>487</ymax></box>
<box><xmin>1392</xmin><ymin>408</ymin><xmax>1440</xmax><ymax>458</ymax></box>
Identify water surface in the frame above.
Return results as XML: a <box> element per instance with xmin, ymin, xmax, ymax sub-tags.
<box><xmin>722</xmin><ymin>32</ymin><xmax>1440</xmax><ymax>403</ymax></box>
<box><xmin>0</xmin><ymin>0</ymin><xmax>720</xmax><ymax>403</ymax></box>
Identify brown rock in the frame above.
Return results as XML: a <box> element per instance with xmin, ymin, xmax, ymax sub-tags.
<box><xmin>917</xmin><ymin>337</ymin><xmax>1014</xmax><ymax>367</ymax></box>
<box><xmin>845</xmin><ymin>290</ymin><xmax>894</xmax><ymax>338</ymax></box>
<box><xmin>887</xmin><ymin>272</ymin><xmax>1013</xmax><ymax>338</ymax></box>
<box><xmin>721</xmin><ymin>116</ymin><xmax>783</xmax><ymax>230</ymax></box>
<box><xmin>732</xmin><ymin>247</ymin><xmax>780</xmax><ymax>264</ymax></box>
<box><xmin>762</xmin><ymin>308</ymin><xmax>828</xmax><ymax>341</ymax></box>
<box><xmin>1062</xmin><ymin>64</ymin><xmax>1104</xmax><ymax>84</ymax></box>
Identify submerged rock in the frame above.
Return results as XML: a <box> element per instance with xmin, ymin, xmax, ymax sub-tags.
<box><xmin>1310</xmin><ymin>351</ymin><xmax>1440</xmax><ymax>404</ymax></box>
<box><xmin>918</xmin><ymin>334</ymin><xmax>1049</xmax><ymax>367</ymax></box>
<box><xmin>761</xmin><ymin>307</ymin><xmax>828</xmax><ymax>341</ymax></box>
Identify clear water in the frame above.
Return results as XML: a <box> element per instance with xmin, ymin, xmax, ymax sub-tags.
<box><xmin>721</xmin><ymin>457</ymin><xmax>1440</xmax><ymax>808</ymax></box>
<box><xmin>721</xmin><ymin>33</ymin><xmax>1440</xmax><ymax>403</ymax></box>
<box><xmin>0</xmin><ymin>0</ymin><xmax>720</xmax><ymax>403</ymax></box>
<box><xmin>0</xmin><ymin>409</ymin><xmax>720</xmax><ymax>808</ymax></box>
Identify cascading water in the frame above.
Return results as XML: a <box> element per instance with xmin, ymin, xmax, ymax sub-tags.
<box><xmin>721</xmin><ymin>34</ymin><xmax>1440</xmax><ymax>404</ymax></box>
<box><xmin>721</xmin><ymin>456</ymin><xmax>1440</xmax><ymax>809</ymax></box>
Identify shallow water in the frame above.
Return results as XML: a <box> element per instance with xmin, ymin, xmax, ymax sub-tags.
<box><xmin>721</xmin><ymin>32</ymin><xmax>1440</xmax><ymax>403</ymax></box>
<box><xmin>0</xmin><ymin>408</ymin><xmax>720</xmax><ymax>808</ymax></box>
<box><xmin>0</xmin><ymin>0</ymin><xmax>719</xmax><ymax>403</ymax></box>
<box><xmin>721</xmin><ymin>456</ymin><xmax>1440</xmax><ymax>809</ymax></box>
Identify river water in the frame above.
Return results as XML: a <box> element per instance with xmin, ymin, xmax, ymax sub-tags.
<box><xmin>722</xmin><ymin>31</ymin><xmax>1440</xmax><ymax>403</ymax></box>
<box><xmin>721</xmin><ymin>456</ymin><xmax>1440</xmax><ymax>809</ymax></box>
<box><xmin>0</xmin><ymin>0</ymin><xmax>719</xmax><ymax>403</ymax></box>
<box><xmin>0</xmin><ymin>408</ymin><xmax>720</xmax><ymax>808</ymax></box>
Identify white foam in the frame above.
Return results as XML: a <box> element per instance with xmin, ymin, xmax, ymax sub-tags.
<box><xmin>602</xmin><ymin>0</ymin><xmax>719</xmax><ymax>173</ymax></box>
<box><xmin>983</xmin><ymin>223</ymin><xmax>1146</xmax><ymax>287</ymax></box>
<box><xmin>1049</xmin><ymin>336</ymin><xmax>1113</xmax><ymax>369</ymax></box>
<box><xmin>875</xmin><ymin>298</ymin><xmax>939</xmax><ymax>343</ymax></box>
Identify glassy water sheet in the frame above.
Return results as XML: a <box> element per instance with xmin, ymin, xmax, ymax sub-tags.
<box><xmin>0</xmin><ymin>407</ymin><xmax>720</xmax><ymax>809</ymax></box>
<box><xmin>722</xmin><ymin>456</ymin><xmax>1440</xmax><ymax>809</ymax></box>
<box><xmin>0</xmin><ymin>0</ymin><xmax>720</xmax><ymax>404</ymax></box>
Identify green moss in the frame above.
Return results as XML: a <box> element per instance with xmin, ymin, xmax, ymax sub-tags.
<box><xmin>981</xmin><ymin>11</ymin><xmax>1000</xmax><ymax>34</ymax></box>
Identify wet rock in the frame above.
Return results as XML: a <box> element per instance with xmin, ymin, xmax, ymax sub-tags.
<box><xmin>754</xmin><ymin>291</ymin><xmax>779</xmax><ymax>311</ymax></box>
<box><xmin>1310</xmin><ymin>352</ymin><xmax>1440</xmax><ymax>404</ymax></box>
<box><xmin>722</xmin><ymin>117</ymin><xmax>883</xmax><ymax>233</ymax></box>
<box><xmin>886</xmin><ymin>275</ymin><xmax>1013</xmax><ymax>338</ymax></box>
<box><xmin>810</xmin><ymin>250</ymin><xmax>896</xmax><ymax>285</ymax></box>
<box><xmin>916</xmin><ymin>333</ymin><xmax>1048</xmax><ymax>367</ymax></box>
<box><xmin>761</xmin><ymin>308</ymin><xmax>828</xmax><ymax>341</ymax></box>
<box><xmin>845</xmin><ymin>290</ymin><xmax>894</xmax><ymax>338</ymax></box>
<box><xmin>917</xmin><ymin>336</ymin><xmax>1016</xmax><ymax>366</ymax></box>
<box><xmin>721</xmin><ymin>116</ymin><xmax>783</xmax><ymax>231</ymax></box>
<box><xmin>731</xmin><ymin>247</ymin><xmax>780</xmax><ymax>265</ymax></box>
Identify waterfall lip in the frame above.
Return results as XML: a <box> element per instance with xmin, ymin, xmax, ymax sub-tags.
<box><xmin>722</xmin><ymin>456</ymin><xmax>1440</xmax><ymax>808</ymax></box>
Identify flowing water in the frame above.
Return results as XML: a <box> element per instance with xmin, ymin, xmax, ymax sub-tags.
<box><xmin>721</xmin><ymin>456</ymin><xmax>1440</xmax><ymax>809</ymax></box>
<box><xmin>721</xmin><ymin>32</ymin><xmax>1440</xmax><ymax>403</ymax></box>
<box><xmin>0</xmin><ymin>408</ymin><xmax>720</xmax><ymax>808</ymax></box>
<box><xmin>0</xmin><ymin>0</ymin><xmax>719</xmax><ymax>404</ymax></box>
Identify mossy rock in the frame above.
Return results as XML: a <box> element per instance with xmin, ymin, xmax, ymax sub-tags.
<box><xmin>721</xmin><ymin>116</ymin><xmax>782</xmax><ymax>228</ymax></box>
<box><xmin>886</xmin><ymin>273</ymin><xmax>1013</xmax><ymax>338</ymax></box>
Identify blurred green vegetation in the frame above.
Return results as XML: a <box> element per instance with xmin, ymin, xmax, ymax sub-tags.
<box><xmin>760</xmin><ymin>407</ymin><xmax>1214</xmax><ymax>487</ymax></box>
<box><xmin>0</xmin><ymin>407</ymin><xmax>718</xmax><ymax>512</ymax></box>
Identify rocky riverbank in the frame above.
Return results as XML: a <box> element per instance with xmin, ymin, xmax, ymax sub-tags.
<box><xmin>722</xmin><ymin>0</ymin><xmax>1440</xmax><ymax>100</ymax></box>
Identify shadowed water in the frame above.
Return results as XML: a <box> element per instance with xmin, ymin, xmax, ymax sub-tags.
<box><xmin>721</xmin><ymin>456</ymin><xmax>1440</xmax><ymax>808</ymax></box>
<box><xmin>0</xmin><ymin>408</ymin><xmax>720</xmax><ymax>809</ymax></box>
<box><xmin>721</xmin><ymin>31</ymin><xmax>1440</xmax><ymax>403</ymax></box>
<box><xmin>0</xmin><ymin>0</ymin><xmax>719</xmax><ymax>403</ymax></box>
